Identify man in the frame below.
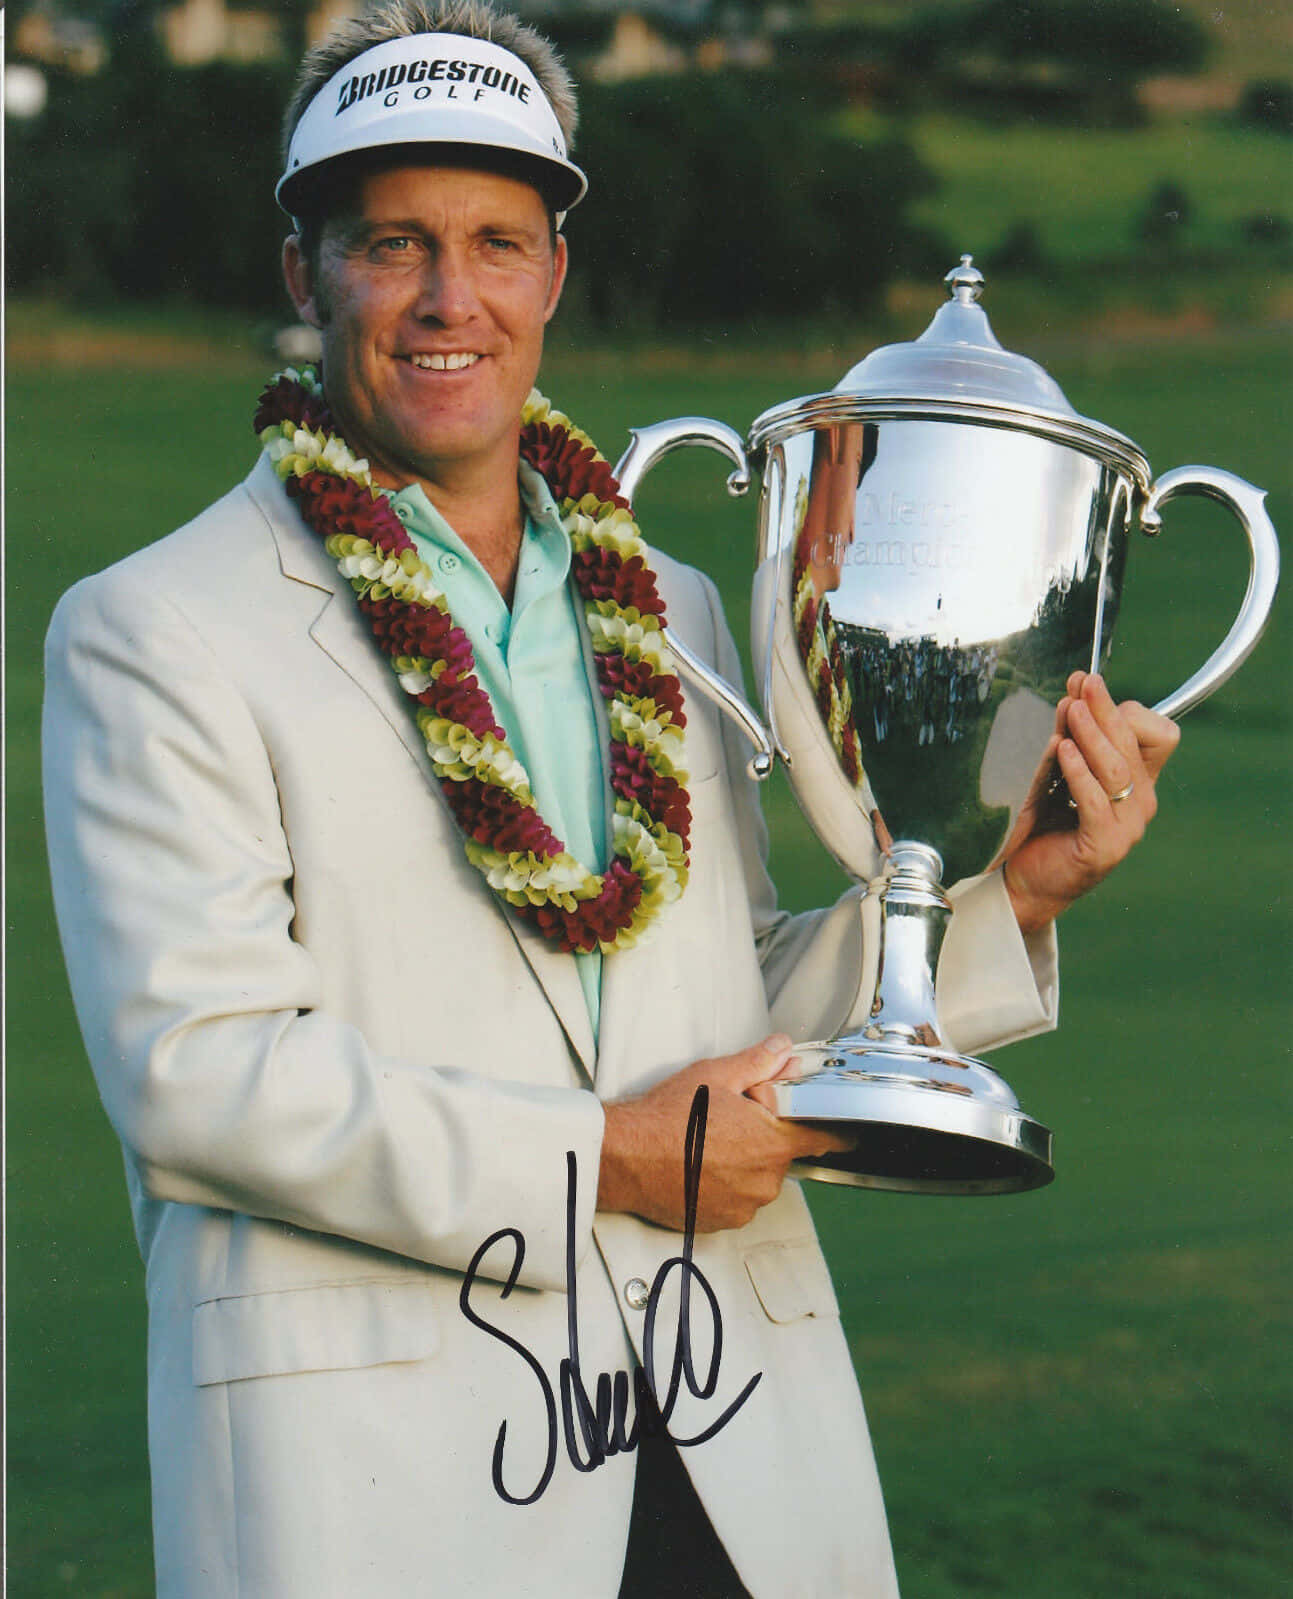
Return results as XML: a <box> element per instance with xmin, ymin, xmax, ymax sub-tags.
<box><xmin>42</xmin><ymin>3</ymin><xmax>1178</xmax><ymax>1594</ymax></box>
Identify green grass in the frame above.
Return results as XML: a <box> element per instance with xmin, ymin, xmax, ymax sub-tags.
<box><xmin>7</xmin><ymin>330</ymin><xmax>1291</xmax><ymax>1596</ymax></box>
<box><xmin>843</xmin><ymin>110</ymin><xmax>1293</xmax><ymax>268</ymax></box>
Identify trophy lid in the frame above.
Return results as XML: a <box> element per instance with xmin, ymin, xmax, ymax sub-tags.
<box><xmin>834</xmin><ymin>255</ymin><xmax>1076</xmax><ymax>411</ymax></box>
<box><xmin>747</xmin><ymin>256</ymin><xmax>1149</xmax><ymax>486</ymax></box>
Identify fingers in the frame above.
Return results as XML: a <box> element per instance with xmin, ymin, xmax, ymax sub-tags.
<box><xmin>1067</xmin><ymin>676</ymin><xmax>1179</xmax><ymax>772</ymax></box>
<box><xmin>1116</xmin><ymin>698</ymin><xmax>1181</xmax><ymax>780</ymax></box>
<box><xmin>743</xmin><ymin>1045</ymin><xmax>801</xmax><ymax>1113</ymax></box>
<box><xmin>706</xmin><ymin>1036</ymin><xmax>856</xmax><ymax>1151</ymax></box>
<box><xmin>1054</xmin><ymin>734</ymin><xmax>1121</xmax><ymax>829</ymax></box>
<box><xmin>790</xmin><ymin>1122</ymin><xmax>857</xmax><ymax>1158</ymax></box>
<box><xmin>744</xmin><ymin>1058</ymin><xmax>857</xmax><ymax>1156</ymax></box>
<box><xmin>1062</xmin><ymin>675</ymin><xmax>1180</xmax><ymax>820</ymax></box>
<box><xmin>708</xmin><ymin>1033</ymin><xmax>796</xmax><ymax>1095</ymax></box>
<box><xmin>1003</xmin><ymin>672</ymin><xmax>1179</xmax><ymax>931</ymax></box>
<box><xmin>744</xmin><ymin>1081</ymin><xmax>856</xmax><ymax>1156</ymax></box>
<box><xmin>1066</xmin><ymin>677</ymin><xmax>1139</xmax><ymax>803</ymax></box>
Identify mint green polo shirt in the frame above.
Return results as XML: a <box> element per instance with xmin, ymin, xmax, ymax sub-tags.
<box><xmin>386</xmin><ymin>463</ymin><xmax>607</xmax><ymax>1037</ymax></box>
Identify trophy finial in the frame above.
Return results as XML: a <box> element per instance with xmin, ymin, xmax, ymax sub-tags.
<box><xmin>945</xmin><ymin>253</ymin><xmax>985</xmax><ymax>305</ymax></box>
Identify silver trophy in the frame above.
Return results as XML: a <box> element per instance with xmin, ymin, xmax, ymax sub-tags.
<box><xmin>615</xmin><ymin>257</ymin><xmax>1280</xmax><ymax>1196</ymax></box>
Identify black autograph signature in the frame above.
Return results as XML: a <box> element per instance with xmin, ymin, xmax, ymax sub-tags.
<box><xmin>459</xmin><ymin>1086</ymin><xmax>763</xmax><ymax>1505</ymax></box>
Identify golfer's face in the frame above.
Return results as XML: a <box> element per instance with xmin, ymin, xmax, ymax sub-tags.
<box><xmin>302</xmin><ymin>164</ymin><xmax>566</xmax><ymax>491</ymax></box>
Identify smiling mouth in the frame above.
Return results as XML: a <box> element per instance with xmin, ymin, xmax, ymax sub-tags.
<box><xmin>407</xmin><ymin>352</ymin><xmax>481</xmax><ymax>371</ymax></box>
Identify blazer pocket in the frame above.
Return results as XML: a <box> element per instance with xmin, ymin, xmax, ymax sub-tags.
<box><xmin>743</xmin><ymin>1239</ymin><xmax>841</xmax><ymax>1325</ymax></box>
<box><xmin>192</xmin><ymin>1279</ymin><xmax>439</xmax><ymax>1387</ymax></box>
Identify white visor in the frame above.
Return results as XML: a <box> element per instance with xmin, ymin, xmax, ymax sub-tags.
<box><xmin>278</xmin><ymin>33</ymin><xmax>587</xmax><ymax>218</ymax></box>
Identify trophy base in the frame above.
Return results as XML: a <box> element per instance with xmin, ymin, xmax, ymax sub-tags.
<box><xmin>773</xmin><ymin>1043</ymin><xmax>1054</xmax><ymax>1195</ymax></box>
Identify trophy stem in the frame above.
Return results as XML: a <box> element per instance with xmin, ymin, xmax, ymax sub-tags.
<box><xmin>771</xmin><ymin>839</ymin><xmax>1054</xmax><ymax>1194</ymax></box>
<box><xmin>857</xmin><ymin>841</ymin><xmax>950</xmax><ymax>1053</ymax></box>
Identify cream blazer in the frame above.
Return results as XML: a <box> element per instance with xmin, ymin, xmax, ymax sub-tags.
<box><xmin>43</xmin><ymin>455</ymin><xmax>1057</xmax><ymax>1598</ymax></box>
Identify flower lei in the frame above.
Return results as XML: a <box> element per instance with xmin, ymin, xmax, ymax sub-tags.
<box><xmin>790</xmin><ymin>484</ymin><xmax>865</xmax><ymax>789</ymax></box>
<box><xmin>254</xmin><ymin>367</ymin><xmax>690</xmax><ymax>954</ymax></box>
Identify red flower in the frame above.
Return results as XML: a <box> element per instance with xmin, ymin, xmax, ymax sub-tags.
<box><xmin>520</xmin><ymin>420</ymin><xmax>630</xmax><ymax>510</ymax></box>
<box><xmin>797</xmin><ymin>597</ymin><xmax>818</xmax><ymax>662</ymax></box>
<box><xmin>419</xmin><ymin>674</ymin><xmax>503</xmax><ymax>742</ymax></box>
<box><xmin>441</xmin><ymin>777</ymin><xmax>565</xmax><ymax>857</ymax></box>
<box><xmin>525</xmin><ymin>860</ymin><xmax>644</xmax><ymax>953</ymax></box>
<box><xmin>289</xmin><ymin>471</ymin><xmax>413</xmax><ymax>556</ymax></box>
<box><xmin>362</xmin><ymin>595</ymin><xmax>477</xmax><ymax>677</ymax></box>
<box><xmin>841</xmin><ymin>724</ymin><xmax>862</xmax><ymax>786</ymax></box>
<box><xmin>594</xmin><ymin>654</ymin><xmax>686</xmax><ymax>727</ymax></box>
<box><xmin>815</xmin><ymin>661</ymin><xmax>834</xmax><ymax>723</ymax></box>
<box><xmin>253</xmin><ymin>373</ymin><xmax>332</xmax><ymax>436</ymax></box>
<box><xmin>610</xmin><ymin>742</ymin><xmax>692</xmax><ymax>849</ymax></box>
<box><xmin>572</xmin><ymin>547</ymin><xmax>667</xmax><ymax>618</ymax></box>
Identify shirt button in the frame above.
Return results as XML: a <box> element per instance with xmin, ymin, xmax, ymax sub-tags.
<box><xmin>624</xmin><ymin>1277</ymin><xmax>650</xmax><ymax>1311</ymax></box>
<box><xmin>393</xmin><ymin>504</ymin><xmax>411</xmax><ymax>521</ymax></box>
<box><xmin>439</xmin><ymin>552</ymin><xmax>460</xmax><ymax>574</ymax></box>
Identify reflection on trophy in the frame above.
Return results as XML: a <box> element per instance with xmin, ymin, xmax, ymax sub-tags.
<box><xmin>616</xmin><ymin>257</ymin><xmax>1280</xmax><ymax>1195</ymax></box>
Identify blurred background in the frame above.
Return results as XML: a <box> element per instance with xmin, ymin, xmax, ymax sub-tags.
<box><xmin>6</xmin><ymin>1</ymin><xmax>1291</xmax><ymax>1594</ymax></box>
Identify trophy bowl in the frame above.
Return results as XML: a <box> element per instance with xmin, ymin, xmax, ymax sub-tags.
<box><xmin>616</xmin><ymin>257</ymin><xmax>1279</xmax><ymax>1195</ymax></box>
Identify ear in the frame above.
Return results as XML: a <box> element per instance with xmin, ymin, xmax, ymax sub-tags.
<box><xmin>283</xmin><ymin>235</ymin><xmax>322</xmax><ymax>328</ymax></box>
<box><xmin>543</xmin><ymin>233</ymin><xmax>569</xmax><ymax>325</ymax></box>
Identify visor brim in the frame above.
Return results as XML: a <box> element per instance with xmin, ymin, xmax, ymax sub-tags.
<box><xmin>278</xmin><ymin>119</ymin><xmax>587</xmax><ymax>218</ymax></box>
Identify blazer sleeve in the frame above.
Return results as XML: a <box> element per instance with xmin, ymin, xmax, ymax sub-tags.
<box><xmin>695</xmin><ymin>575</ymin><xmax>1059</xmax><ymax>1053</ymax></box>
<box><xmin>42</xmin><ymin>573</ymin><xmax>603</xmax><ymax>1293</ymax></box>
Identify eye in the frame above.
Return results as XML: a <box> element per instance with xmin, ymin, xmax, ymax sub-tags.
<box><xmin>372</xmin><ymin>235</ymin><xmax>416</xmax><ymax>258</ymax></box>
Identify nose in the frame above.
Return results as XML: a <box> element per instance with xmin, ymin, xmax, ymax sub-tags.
<box><xmin>413</xmin><ymin>245</ymin><xmax>480</xmax><ymax>325</ymax></box>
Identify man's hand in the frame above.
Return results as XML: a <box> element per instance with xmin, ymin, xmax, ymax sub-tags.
<box><xmin>597</xmin><ymin>1035</ymin><xmax>851</xmax><ymax>1233</ymax></box>
<box><xmin>1003</xmin><ymin>672</ymin><xmax>1180</xmax><ymax>936</ymax></box>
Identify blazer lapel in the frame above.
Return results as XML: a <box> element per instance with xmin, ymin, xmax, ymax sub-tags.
<box><xmin>245</xmin><ymin>455</ymin><xmax>599</xmax><ymax>1082</ymax></box>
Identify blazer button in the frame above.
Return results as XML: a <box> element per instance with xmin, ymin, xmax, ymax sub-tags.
<box><xmin>624</xmin><ymin>1277</ymin><xmax>650</xmax><ymax>1311</ymax></box>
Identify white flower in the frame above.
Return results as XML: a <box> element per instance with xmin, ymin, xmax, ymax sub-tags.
<box><xmin>533</xmin><ymin>860</ymin><xmax>589</xmax><ymax>892</ymax></box>
<box><xmin>317</xmin><ymin>435</ymin><xmax>369</xmax><ymax>481</ymax></box>
<box><xmin>588</xmin><ymin>613</ymin><xmax>666</xmax><ymax>668</ymax></box>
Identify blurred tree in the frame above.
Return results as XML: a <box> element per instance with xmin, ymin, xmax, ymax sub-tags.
<box><xmin>1237</xmin><ymin>79</ymin><xmax>1293</xmax><ymax>135</ymax></box>
<box><xmin>8</xmin><ymin>43</ymin><xmax>292</xmax><ymax>311</ymax></box>
<box><xmin>568</xmin><ymin>70</ymin><xmax>944</xmax><ymax>327</ymax></box>
<box><xmin>984</xmin><ymin>220</ymin><xmax>1048</xmax><ymax>274</ymax></box>
<box><xmin>1136</xmin><ymin>179</ymin><xmax>1191</xmax><ymax>247</ymax></box>
<box><xmin>1240</xmin><ymin>211</ymin><xmax>1292</xmax><ymax>250</ymax></box>
<box><xmin>896</xmin><ymin>0</ymin><xmax>1211</xmax><ymax>123</ymax></box>
<box><xmin>960</xmin><ymin>0</ymin><xmax>1209</xmax><ymax>76</ymax></box>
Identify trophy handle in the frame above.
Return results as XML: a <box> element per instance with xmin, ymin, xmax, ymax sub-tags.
<box><xmin>1140</xmin><ymin>466</ymin><xmax>1280</xmax><ymax>720</ymax></box>
<box><xmin>614</xmin><ymin>419</ymin><xmax>777</xmax><ymax>780</ymax></box>
<box><xmin>614</xmin><ymin>416</ymin><xmax>752</xmax><ymax>504</ymax></box>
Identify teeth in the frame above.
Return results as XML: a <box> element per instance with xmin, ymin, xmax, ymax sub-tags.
<box><xmin>410</xmin><ymin>352</ymin><xmax>480</xmax><ymax>371</ymax></box>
